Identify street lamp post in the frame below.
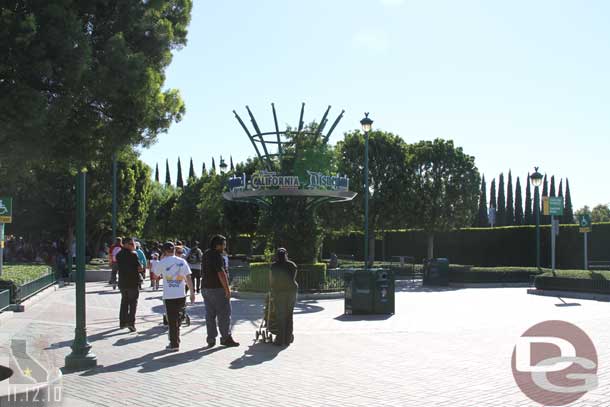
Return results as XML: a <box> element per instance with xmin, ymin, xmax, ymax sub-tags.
<box><xmin>112</xmin><ymin>153</ymin><xmax>117</xmax><ymax>242</ymax></box>
<box><xmin>360</xmin><ymin>113</ymin><xmax>373</xmax><ymax>268</ymax></box>
<box><xmin>65</xmin><ymin>169</ymin><xmax>97</xmax><ymax>370</ymax></box>
<box><xmin>219</xmin><ymin>156</ymin><xmax>228</xmax><ymax>174</ymax></box>
<box><xmin>530</xmin><ymin>167</ymin><xmax>544</xmax><ymax>269</ymax></box>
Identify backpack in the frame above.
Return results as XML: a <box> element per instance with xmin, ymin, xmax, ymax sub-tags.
<box><xmin>187</xmin><ymin>248</ymin><xmax>201</xmax><ymax>264</ymax></box>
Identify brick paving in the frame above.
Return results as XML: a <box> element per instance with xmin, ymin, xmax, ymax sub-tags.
<box><xmin>1</xmin><ymin>281</ymin><xmax>610</xmax><ymax>406</ymax></box>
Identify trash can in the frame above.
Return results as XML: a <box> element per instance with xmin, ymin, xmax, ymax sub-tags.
<box><xmin>344</xmin><ymin>269</ymin><xmax>394</xmax><ymax>314</ymax></box>
<box><xmin>423</xmin><ymin>258</ymin><xmax>449</xmax><ymax>286</ymax></box>
<box><xmin>373</xmin><ymin>269</ymin><xmax>395</xmax><ymax>314</ymax></box>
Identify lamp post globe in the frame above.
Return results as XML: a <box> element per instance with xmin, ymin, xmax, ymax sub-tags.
<box><xmin>360</xmin><ymin>113</ymin><xmax>373</xmax><ymax>267</ymax></box>
<box><xmin>219</xmin><ymin>156</ymin><xmax>228</xmax><ymax>174</ymax></box>
<box><xmin>530</xmin><ymin>166</ymin><xmax>543</xmax><ymax>269</ymax></box>
<box><xmin>530</xmin><ymin>167</ymin><xmax>543</xmax><ymax>187</ymax></box>
<box><xmin>360</xmin><ymin>113</ymin><xmax>373</xmax><ymax>133</ymax></box>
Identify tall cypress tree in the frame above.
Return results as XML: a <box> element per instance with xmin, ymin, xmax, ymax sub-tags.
<box><xmin>188</xmin><ymin>158</ymin><xmax>196</xmax><ymax>180</ymax></box>
<box><xmin>211</xmin><ymin>157</ymin><xmax>216</xmax><ymax>173</ymax></box>
<box><xmin>524</xmin><ymin>173</ymin><xmax>533</xmax><ymax>224</ymax></box>
<box><xmin>176</xmin><ymin>158</ymin><xmax>184</xmax><ymax>188</ymax></box>
<box><xmin>202</xmin><ymin>162</ymin><xmax>206</xmax><ymax>176</ymax></box>
<box><xmin>165</xmin><ymin>159</ymin><xmax>171</xmax><ymax>186</ymax></box>
<box><xmin>558</xmin><ymin>179</ymin><xmax>563</xmax><ymax>198</ymax></box>
<box><xmin>154</xmin><ymin>163</ymin><xmax>159</xmax><ymax>183</ymax></box>
<box><xmin>514</xmin><ymin>177</ymin><xmax>524</xmax><ymax>225</ymax></box>
<box><xmin>230</xmin><ymin>156</ymin><xmax>235</xmax><ymax>172</ymax></box>
<box><xmin>476</xmin><ymin>175</ymin><xmax>488</xmax><ymax>227</ymax></box>
<box><xmin>563</xmin><ymin>178</ymin><xmax>574</xmax><ymax>223</ymax></box>
<box><xmin>506</xmin><ymin>170</ymin><xmax>514</xmax><ymax>226</ymax></box>
<box><xmin>541</xmin><ymin>174</ymin><xmax>549</xmax><ymax>223</ymax></box>
<box><xmin>550</xmin><ymin>175</ymin><xmax>556</xmax><ymax>197</ymax></box>
<box><xmin>489</xmin><ymin>178</ymin><xmax>497</xmax><ymax>211</ymax></box>
<box><xmin>497</xmin><ymin>173</ymin><xmax>506</xmax><ymax>226</ymax></box>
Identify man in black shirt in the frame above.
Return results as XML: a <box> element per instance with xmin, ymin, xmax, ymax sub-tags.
<box><xmin>116</xmin><ymin>237</ymin><xmax>143</xmax><ymax>332</ymax></box>
<box><xmin>202</xmin><ymin>234</ymin><xmax>239</xmax><ymax>348</ymax></box>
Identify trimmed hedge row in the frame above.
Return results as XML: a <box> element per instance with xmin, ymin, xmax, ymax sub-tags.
<box><xmin>533</xmin><ymin>270</ymin><xmax>610</xmax><ymax>294</ymax></box>
<box><xmin>243</xmin><ymin>262</ymin><xmax>327</xmax><ymax>292</ymax></box>
<box><xmin>323</xmin><ymin>223</ymin><xmax>610</xmax><ymax>269</ymax></box>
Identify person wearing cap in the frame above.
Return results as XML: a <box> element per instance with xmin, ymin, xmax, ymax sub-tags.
<box><xmin>135</xmin><ymin>241</ymin><xmax>147</xmax><ymax>290</ymax></box>
<box><xmin>116</xmin><ymin>237</ymin><xmax>144</xmax><ymax>332</ymax></box>
<box><xmin>202</xmin><ymin>234</ymin><xmax>239</xmax><ymax>348</ymax></box>
<box><xmin>270</xmin><ymin>248</ymin><xmax>298</xmax><ymax>346</ymax></box>
<box><xmin>152</xmin><ymin>241</ymin><xmax>196</xmax><ymax>351</ymax></box>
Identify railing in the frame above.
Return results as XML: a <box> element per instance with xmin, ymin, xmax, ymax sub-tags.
<box><xmin>230</xmin><ymin>266</ymin><xmax>347</xmax><ymax>293</ymax></box>
<box><xmin>16</xmin><ymin>271</ymin><xmax>56</xmax><ymax>303</ymax></box>
<box><xmin>0</xmin><ymin>289</ymin><xmax>10</xmax><ymax>312</ymax></box>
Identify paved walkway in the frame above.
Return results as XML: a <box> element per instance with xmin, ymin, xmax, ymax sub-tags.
<box><xmin>1</xmin><ymin>281</ymin><xmax>610</xmax><ymax>406</ymax></box>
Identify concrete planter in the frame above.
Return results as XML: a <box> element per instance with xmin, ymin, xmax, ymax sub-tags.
<box><xmin>85</xmin><ymin>269</ymin><xmax>111</xmax><ymax>282</ymax></box>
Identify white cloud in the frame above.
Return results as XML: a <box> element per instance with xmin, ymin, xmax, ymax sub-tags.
<box><xmin>380</xmin><ymin>0</ymin><xmax>405</xmax><ymax>6</ymax></box>
<box><xmin>353</xmin><ymin>29</ymin><xmax>390</xmax><ymax>54</ymax></box>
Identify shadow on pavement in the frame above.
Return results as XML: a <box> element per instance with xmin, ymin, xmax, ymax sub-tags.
<box><xmin>229</xmin><ymin>342</ymin><xmax>284</xmax><ymax>369</ymax></box>
<box><xmin>395</xmin><ymin>280</ymin><xmax>460</xmax><ymax>293</ymax></box>
<box><xmin>70</xmin><ymin>346</ymin><xmax>225</xmax><ymax>376</ymax></box>
<box><xmin>334</xmin><ymin>314</ymin><xmax>393</xmax><ymax>322</ymax></box>
<box><xmin>113</xmin><ymin>325</ymin><xmax>167</xmax><ymax>346</ymax></box>
<box><xmin>48</xmin><ymin>327</ymin><xmax>127</xmax><ymax>350</ymax></box>
<box><xmin>555</xmin><ymin>297</ymin><xmax>581</xmax><ymax>307</ymax></box>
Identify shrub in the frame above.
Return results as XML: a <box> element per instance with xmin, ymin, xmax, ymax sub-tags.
<box><xmin>534</xmin><ymin>270</ymin><xmax>610</xmax><ymax>294</ymax></box>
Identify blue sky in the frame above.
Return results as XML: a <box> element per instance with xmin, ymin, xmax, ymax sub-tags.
<box><xmin>139</xmin><ymin>0</ymin><xmax>610</xmax><ymax>211</ymax></box>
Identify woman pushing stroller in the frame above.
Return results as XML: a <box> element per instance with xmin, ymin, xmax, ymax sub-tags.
<box><xmin>270</xmin><ymin>248</ymin><xmax>298</xmax><ymax>346</ymax></box>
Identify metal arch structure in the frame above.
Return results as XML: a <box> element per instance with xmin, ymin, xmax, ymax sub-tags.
<box><xmin>233</xmin><ymin>102</ymin><xmax>345</xmax><ymax>172</ymax></box>
<box><xmin>226</xmin><ymin>103</ymin><xmax>355</xmax><ymax>209</ymax></box>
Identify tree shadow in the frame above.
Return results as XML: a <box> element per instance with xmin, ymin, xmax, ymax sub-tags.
<box><xmin>555</xmin><ymin>297</ymin><xmax>581</xmax><ymax>307</ymax></box>
<box><xmin>47</xmin><ymin>327</ymin><xmax>126</xmax><ymax>350</ymax></box>
<box><xmin>229</xmin><ymin>341</ymin><xmax>284</xmax><ymax>369</ymax></box>
<box><xmin>112</xmin><ymin>325</ymin><xmax>167</xmax><ymax>346</ymax></box>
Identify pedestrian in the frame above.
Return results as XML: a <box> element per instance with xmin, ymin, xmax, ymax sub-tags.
<box><xmin>270</xmin><ymin>248</ymin><xmax>298</xmax><ymax>346</ymax></box>
<box><xmin>148</xmin><ymin>252</ymin><xmax>161</xmax><ymax>291</ymax></box>
<box><xmin>153</xmin><ymin>241</ymin><xmax>196</xmax><ymax>352</ymax></box>
<box><xmin>186</xmin><ymin>241</ymin><xmax>203</xmax><ymax>293</ymax></box>
<box><xmin>108</xmin><ymin>237</ymin><xmax>122</xmax><ymax>284</ymax></box>
<box><xmin>116</xmin><ymin>237</ymin><xmax>143</xmax><ymax>332</ymax></box>
<box><xmin>202</xmin><ymin>234</ymin><xmax>239</xmax><ymax>348</ymax></box>
<box><xmin>135</xmin><ymin>241</ymin><xmax>147</xmax><ymax>289</ymax></box>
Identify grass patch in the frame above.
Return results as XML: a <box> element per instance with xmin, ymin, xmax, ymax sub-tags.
<box><xmin>1</xmin><ymin>264</ymin><xmax>52</xmax><ymax>286</ymax></box>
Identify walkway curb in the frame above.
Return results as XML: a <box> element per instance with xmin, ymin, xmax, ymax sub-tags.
<box><xmin>232</xmin><ymin>291</ymin><xmax>344</xmax><ymax>300</ymax></box>
<box><xmin>0</xmin><ymin>283</ymin><xmax>62</xmax><ymax>323</ymax></box>
<box><xmin>450</xmin><ymin>282</ymin><xmax>532</xmax><ymax>288</ymax></box>
<box><xmin>527</xmin><ymin>288</ymin><xmax>610</xmax><ymax>302</ymax></box>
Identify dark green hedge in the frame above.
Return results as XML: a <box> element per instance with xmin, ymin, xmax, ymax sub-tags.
<box><xmin>450</xmin><ymin>267</ymin><xmax>543</xmax><ymax>283</ymax></box>
<box><xmin>242</xmin><ymin>262</ymin><xmax>327</xmax><ymax>292</ymax></box>
<box><xmin>323</xmin><ymin>223</ymin><xmax>610</xmax><ymax>269</ymax></box>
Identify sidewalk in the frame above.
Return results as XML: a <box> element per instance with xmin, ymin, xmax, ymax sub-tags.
<box><xmin>2</xmin><ymin>281</ymin><xmax>610</xmax><ymax>406</ymax></box>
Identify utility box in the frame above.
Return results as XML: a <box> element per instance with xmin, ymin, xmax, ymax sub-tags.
<box><xmin>373</xmin><ymin>269</ymin><xmax>395</xmax><ymax>314</ymax></box>
<box><xmin>423</xmin><ymin>258</ymin><xmax>450</xmax><ymax>286</ymax></box>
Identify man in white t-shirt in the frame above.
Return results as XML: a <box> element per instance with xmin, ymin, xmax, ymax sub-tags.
<box><xmin>153</xmin><ymin>241</ymin><xmax>196</xmax><ymax>351</ymax></box>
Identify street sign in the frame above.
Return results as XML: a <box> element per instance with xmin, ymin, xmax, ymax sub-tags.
<box><xmin>548</xmin><ymin>196</ymin><xmax>563</xmax><ymax>216</ymax></box>
<box><xmin>578</xmin><ymin>214</ymin><xmax>592</xmax><ymax>233</ymax></box>
<box><xmin>0</xmin><ymin>197</ymin><xmax>12</xmax><ymax>223</ymax></box>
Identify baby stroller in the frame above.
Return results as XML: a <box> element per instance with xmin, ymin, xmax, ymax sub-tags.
<box><xmin>162</xmin><ymin>302</ymin><xmax>191</xmax><ymax>327</ymax></box>
<box><xmin>255</xmin><ymin>292</ymin><xmax>277</xmax><ymax>343</ymax></box>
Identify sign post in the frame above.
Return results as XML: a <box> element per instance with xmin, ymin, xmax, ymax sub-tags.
<box><xmin>0</xmin><ymin>197</ymin><xmax>13</xmax><ymax>278</ymax></box>
<box><xmin>545</xmin><ymin>197</ymin><xmax>564</xmax><ymax>275</ymax></box>
<box><xmin>578</xmin><ymin>214</ymin><xmax>592</xmax><ymax>270</ymax></box>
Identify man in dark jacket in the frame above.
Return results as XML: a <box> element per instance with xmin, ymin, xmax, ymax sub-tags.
<box><xmin>117</xmin><ymin>237</ymin><xmax>143</xmax><ymax>332</ymax></box>
<box><xmin>202</xmin><ymin>234</ymin><xmax>239</xmax><ymax>348</ymax></box>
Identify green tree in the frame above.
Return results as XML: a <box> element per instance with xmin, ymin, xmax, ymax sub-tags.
<box><xmin>514</xmin><ymin>177</ymin><xmax>524</xmax><ymax>225</ymax></box>
<box><xmin>591</xmin><ymin>204</ymin><xmax>610</xmax><ymax>222</ymax></box>
<box><xmin>176</xmin><ymin>157</ymin><xmax>184</xmax><ymax>188</ymax></box>
<box><xmin>563</xmin><ymin>178</ymin><xmax>574</xmax><ymax>224</ymax></box>
<box><xmin>337</xmin><ymin>130</ymin><xmax>410</xmax><ymax>263</ymax></box>
<box><xmin>230</xmin><ymin>156</ymin><xmax>235</xmax><ymax>172</ymax></box>
<box><xmin>524</xmin><ymin>173</ymin><xmax>533</xmax><ymax>225</ymax></box>
<box><xmin>489</xmin><ymin>178</ymin><xmax>496</xmax><ymax>212</ymax></box>
<box><xmin>188</xmin><ymin>158</ymin><xmax>195</xmax><ymax>180</ymax></box>
<box><xmin>405</xmin><ymin>139</ymin><xmax>480</xmax><ymax>259</ymax></box>
<box><xmin>201</xmin><ymin>162</ymin><xmax>206</xmax><ymax>176</ymax></box>
<box><xmin>574</xmin><ymin>206</ymin><xmax>591</xmax><ymax>223</ymax></box>
<box><xmin>0</xmin><ymin>1</ymin><xmax>191</xmax><ymax>167</ymax></box>
<box><xmin>211</xmin><ymin>158</ymin><xmax>216</xmax><ymax>174</ymax></box>
<box><xmin>550</xmin><ymin>175</ymin><xmax>556</xmax><ymax>197</ymax></box>
<box><xmin>541</xmin><ymin>174</ymin><xmax>549</xmax><ymax>224</ymax></box>
<box><xmin>165</xmin><ymin>159</ymin><xmax>171</xmax><ymax>186</ymax></box>
<box><xmin>506</xmin><ymin>171</ymin><xmax>514</xmax><ymax>226</ymax></box>
<box><xmin>476</xmin><ymin>175</ymin><xmax>488</xmax><ymax>227</ymax></box>
<box><xmin>155</xmin><ymin>163</ymin><xmax>160</xmax><ymax>183</ymax></box>
<box><xmin>497</xmin><ymin>173</ymin><xmax>506</xmax><ymax>226</ymax></box>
